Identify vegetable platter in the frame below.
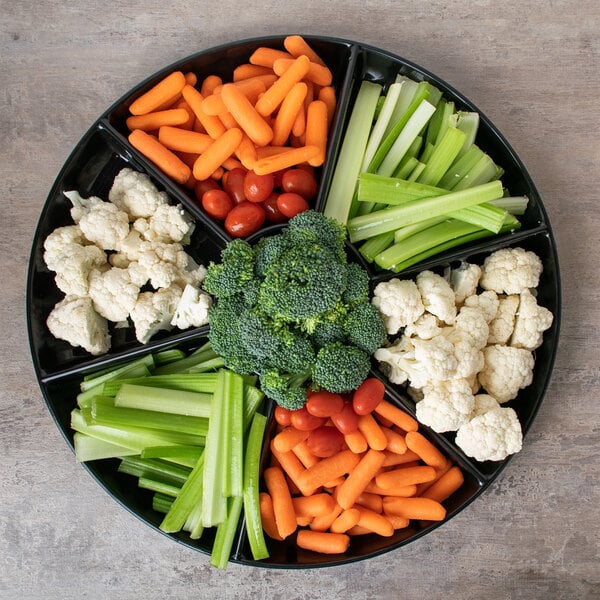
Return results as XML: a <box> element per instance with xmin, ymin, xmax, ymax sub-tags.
<box><xmin>26</xmin><ymin>35</ymin><xmax>561</xmax><ymax>568</ymax></box>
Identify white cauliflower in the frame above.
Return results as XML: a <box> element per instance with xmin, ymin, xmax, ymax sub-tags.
<box><xmin>478</xmin><ymin>344</ymin><xmax>535</xmax><ymax>403</ymax></box>
<box><xmin>46</xmin><ymin>295</ymin><xmax>111</xmax><ymax>356</ymax></box>
<box><xmin>171</xmin><ymin>284</ymin><xmax>212</xmax><ymax>329</ymax></box>
<box><xmin>488</xmin><ymin>294</ymin><xmax>520</xmax><ymax>344</ymax></box>
<box><xmin>88</xmin><ymin>267</ymin><xmax>140</xmax><ymax>323</ymax></box>
<box><xmin>404</xmin><ymin>313</ymin><xmax>443</xmax><ymax>340</ymax></box>
<box><xmin>479</xmin><ymin>247</ymin><xmax>543</xmax><ymax>294</ymax></box>
<box><xmin>463</xmin><ymin>290</ymin><xmax>499</xmax><ymax>324</ymax></box>
<box><xmin>133</xmin><ymin>203</ymin><xmax>195</xmax><ymax>244</ymax></box>
<box><xmin>469</xmin><ymin>393</ymin><xmax>502</xmax><ymax>418</ymax></box>
<box><xmin>43</xmin><ymin>225</ymin><xmax>87</xmax><ymax>259</ymax></box>
<box><xmin>130</xmin><ymin>285</ymin><xmax>183</xmax><ymax>344</ymax></box>
<box><xmin>415</xmin><ymin>378</ymin><xmax>475</xmax><ymax>433</ymax></box>
<box><xmin>372</xmin><ymin>278</ymin><xmax>425</xmax><ymax>335</ymax></box>
<box><xmin>374</xmin><ymin>336</ymin><xmax>415</xmax><ymax>385</ymax></box>
<box><xmin>510</xmin><ymin>288</ymin><xmax>554</xmax><ymax>350</ymax></box>
<box><xmin>416</xmin><ymin>270</ymin><xmax>457</xmax><ymax>324</ymax></box>
<box><xmin>455</xmin><ymin>406</ymin><xmax>523</xmax><ymax>461</ymax></box>
<box><xmin>452</xmin><ymin>305</ymin><xmax>489</xmax><ymax>349</ymax></box>
<box><xmin>108</xmin><ymin>168</ymin><xmax>169</xmax><ymax>219</ymax></box>
<box><xmin>448</xmin><ymin>262</ymin><xmax>482</xmax><ymax>304</ymax></box>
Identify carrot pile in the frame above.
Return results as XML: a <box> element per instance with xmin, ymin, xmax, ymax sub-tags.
<box><xmin>124</xmin><ymin>35</ymin><xmax>336</xmax><ymax>193</ymax></box>
<box><xmin>261</xmin><ymin>378</ymin><xmax>465</xmax><ymax>555</ymax></box>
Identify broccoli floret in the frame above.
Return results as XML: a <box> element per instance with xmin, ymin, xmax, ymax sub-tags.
<box><xmin>254</xmin><ymin>234</ymin><xmax>290</xmax><ymax>278</ymax></box>
<box><xmin>286</xmin><ymin>210</ymin><xmax>347</xmax><ymax>261</ymax></box>
<box><xmin>342</xmin><ymin>262</ymin><xmax>371</xmax><ymax>307</ymax></box>
<box><xmin>203</xmin><ymin>239</ymin><xmax>256</xmax><ymax>298</ymax></box>
<box><xmin>259</xmin><ymin>369</ymin><xmax>310</xmax><ymax>410</ymax></box>
<box><xmin>312</xmin><ymin>342</ymin><xmax>371</xmax><ymax>393</ymax></box>
<box><xmin>310</xmin><ymin>318</ymin><xmax>346</xmax><ymax>347</ymax></box>
<box><xmin>342</xmin><ymin>302</ymin><xmax>387</xmax><ymax>355</ymax></box>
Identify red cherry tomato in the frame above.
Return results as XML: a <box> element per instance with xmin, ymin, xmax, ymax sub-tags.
<box><xmin>222</xmin><ymin>167</ymin><xmax>248</xmax><ymax>205</ymax></box>
<box><xmin>290</xmin><ymin>406</ymin><xmax>327</xmax><ymax>431</ymax></box>
<box><xmin>274</xmin><ymin>405</ymin><xmax>293</xmax><ymax>427</ymax></box>
<box><xmin>272</xmin><ymin>169</ymin><xmax>286</xmax><ymax>190</ymax></box>
<box><xmin>281</xmin><ymin>168</ymin><xmax>318</xmax><ymax>201</ymax></box>
<box><xmin>262</xmin><ymin>192</ymin><xmax>288</xmax><ymax>223</ymax></box>
<box><xmin>305</xmin><ymin>391</ymin><xmax>345</xmax><ymax>418</ymax></box>
<box><xmin>331</xmin><ymin>401</ymin><xmax>360</xmax><ymax>435</ymax></box>
<box><xmin>306</xmin><ymin>425</ymin><xmax>346</xmax><ymax>458</ymax></box>
<box><xmin>243</xmin><ymin>170</ymin><xmax>275</xmax><ymax>203</ymax></box>
<box><xmin>277</xmin><ymin>192</ymin><xmax>309</xmax><ymax>219</ymax></box>
<box><xmin>201</xmin><ymin>189</ymin><xmax>233</xmax><ymax>220</ymax></box>
<box><xmin>194</xmin><ymin>178</ymin><xmax>220</xmax><ymax>203</ymax></box>
<box><xmin>352</xmin><ymin>378</ymin><xmax>386</xmax><ymax>415</ymax></box>
<box><xmin>224</xmin><ymin>201</ymin><xmax>265</xmax><ymax>237</ymax></box>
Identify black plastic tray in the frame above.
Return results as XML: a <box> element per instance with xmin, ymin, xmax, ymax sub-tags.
<box><xmin>27</xmin><ymin>35</ymin><xmax>561</xmax><ymax>568</ymax></box>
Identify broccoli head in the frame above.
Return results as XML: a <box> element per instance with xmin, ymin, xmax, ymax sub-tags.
<box><xmin>259</xmin><ymin>369</ymin><xmax>310</xmax><ymax>411</ymax></box>
<box><xmin>342</xmin><ymin>301</ymin><xmax>387</xmax><ymax>355</ymax></box>
<box><xmin>312</xmin><ymin>342</ymin><xmax>371</xmax><ymax>393</ymax></box>
<box><xmin>254</xmin><ymin>234</ymin><xmax>290</xmax><ymax>278</ymax></box>
<box><xmin>203</xmin><ymin>239</ymin><xmax>256</xmax><ymax>298</ymax></box>
<box><xmin>286</xmin><ymin>210</ymin><xmax>347</xmax><ymax>261</ymax></box>
<box><xmin>342</xmin><ymin>262</ymin><xmax>371</xmax><ymax>307</ymax></box>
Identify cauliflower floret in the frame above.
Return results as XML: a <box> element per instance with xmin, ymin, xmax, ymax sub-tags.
<box><xmin>133</xmin><ymin>203</ymin><xmax>195</xmax><ymax>244</ymax></box>
<box><xmin>129</xmin><ymin>285</ymin><xmax>183</xmax><ymax>344</ymax></box>
<box><xmin>372</xmin><ymin>278</ymin><xmax>425</xmax><ymax>335</ymax></box>
<box><xmin>479</xmin><ymin>247</ymin><xmax>543</xmax><ymax>294</ymax></box>
<box><xmin>171</xmin><ymin>284</ymin><xmax>212</xmax><ymax>329</ymax></box>
<box><xmin>46</xmin><ymin>295</ymin><xmax>110</xmax><ymax>355</ymax></box>
<box><xmin>43</xmin><ymin>225</ymin><xmax>87</xmax><ymax>261</ymax></box>
<box><xmin>108</xmin><ymin>168</ymin><xmax>169</xmax><ymax>219</ymax></box>
<box><xmin>88</xmin><ymin>267</ymin><xmax>141</xmax><ymax>323</ymax></box>
<box><xmin>411</xmin><ymin>336</ymin><xmax>458</xmax><ymax>384</ymax></box>
<box><xmin>469</xmin><ymin>393</ymin><xmax>502</xmax><ymax>418</ymax></box>
<box><xmin>510</xmin><ymin>289</ymin><xmax>554</xmax><ymax>351</ymax></box>
<box><xmin>463</xmin><ymin>290</ymin><xmax>499</xmax><ymax>324</ymax></box>
<box><xmin>116</xmin><ymin>230</ymin><xmax>154</xmax><ymax>262</ymax></box>
<box><xmin>415</xmin><ymin>378</ymin><xmax>475</xmax><ymax>432</ymax></box>
<box><xmin>448</xmin><ymin>262</ymin><xmax>482</xmax><ymax>305</ymax></box>
<box><xmin>488</xmin><ymin>294</ymin><xmax>520</xmax><ymax>344</ymax></box>
<box><xmin>374</xmin><ymin>337</ymin><xmax>415</xmax><ymax>385</ymax></box>
<box><xmin>455</xmin><ymin>406</ymin><xmax>523</xmax><ymax>461</ymax></box>
<box><xmin>176</xmin><ymin>255</ymin><xmax>208</xmax><ymax>288</ymax></box>
<box><xmin>416</xmin><ymin>270</ymin><xmax>457</xmax><ymax>324</ymax></box>
<box><xmin>478</xmin><ymin>344</ymin><xmax>535</xmax><ymax>403</ymax></box>
<box><xmin>404</xmin><ymin>313</ymin><xmax>443</xmax><ymax>340</ymax></box>
<box><xmin>452</xmin><ymin>305</ymin><xmax>490</xmax><ymax>349</ymax></box>
<box><xmin>63</xmin><ymin>190</ymin><xmax>106</xmax><ymax>224</ymax></box>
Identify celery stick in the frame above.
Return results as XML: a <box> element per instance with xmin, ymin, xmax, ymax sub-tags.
<box><xmin>359</xmin><ymin>231</ymin><xmax>396</xmax><ymax>262</ymax></box>
<box><xmin>81</xmin><ymin>354</ymin><xmax>154</xmax><ymax>384</ymax></box>
<box><xmin>226</xmin><ymin>375</ymin><xmax>245</xmax><ymax>498</ymax></box>
<box><xmin>153</xmin><ymin>493</ymin><xmax>174</xmax><ymax>514</ymax></box>
<box><xmin>152</xmin><ymin>349</ymin><xmax>187</xmax><ymax>365</ymax></box>
<box><xmin>393</xmin><ymin>217</ymin><xmax>447</xmax><ymax>243</ymax></box>
<box><xmin>117</xmin><ymin>456</ymin><xmax>191</xmax><ymax>486</ymax></box>
<box><xmin>490</xmin><ymin>196</ymin><xmax>529</xmax><ymax>215</ymax></box>
<box><xmin>393</xmin><ymin>156</ymin><xmax>420</xmax><ymax>180</ymax></box>
<box><xmin>437</xmin><ymin>145</ymin><xmax>484</xmax><ymax>190</ymax></box>
<box><xmin>244</xmin><ymin>385</ymin><xmax>265</xmax><ymax>430</ymax></box>
<box><xmin>187</xmin><ymin>501</ymin><xmax>205</xmax><ymax>539</ymax></box>
<box><xmin>455</xmin><ymin>111</ymin><xmax>480</xmax><ymax>158</ymax></box>
<box><xmin>347</xmin><ymin>180</ymin><xmax>504</xmax><ymax>242</ymax></box>
<box><xmin>382</xmin><ymin>77</ymin><xmax>418</xmax><ymax>138</ymax></box>
<box><xmin>210</xmin><ymin>495</ymin><xmax>244</xmax><ymax>570</ymax></box>
<box><xmin>114</xmin><ymin>383</ymin><xmax>212</xmax><ymax>418</ymax></box>
<box><xmin>357</xmin><ymin>172</ymin><xmax>446</xmax><ymax>205</ymax></box>
<box><xmin>425</xmin><ymin>98</ymin><xmax>446</xmax><ymax>147</ymax></box>
<box><xmin>243</xmin><ymin>412</ymin><xmax>269</xmax><ymax>561</ymax></box>
<box><xmin>153</xmin><ymin>352</ymin><xmax>222</xmax><ymax>375</ymax></box>
<box><xmin>138</xmin><ymin>477</ymin><xmax>182</xmax><ymax>498</ymax></box>
<box><xmin>141</xmin><ymin>445</ymin><xmax>203</xmax><ymax>467</ymax></box>
<box><xmin>407</xmin><ymin>161</ymin><xmax>426</xmax><ymax>181</ymax></box>
<box><xmin>323</xmin><ymin>80</ymin><xmax>382</xmax><ymax>224</ymax></box>
<box><xmin>452</xmin><ymin>153</ymin><xmax>499</xmax><ymax>190</ymax></box>
<box><xmin>448</xmin><ymin>202</ymin><xmax>509</xmax><ymax>233</ymax></box>
<box><xmin>73</xmin><ymin>432</ymin><xmax>138</xmax><ymax>462</ymax></box>
<box><xmin>102</xmin><ymin>373</ymin><xmax>218</xmax><ymax>396</ymax></box>
<box><xmin>417</xmin><ymin>126</ymin><xmax>467</xmax><ymax>187</ymax></box>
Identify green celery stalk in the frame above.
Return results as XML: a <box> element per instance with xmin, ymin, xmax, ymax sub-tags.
<box><xmin>323</xmin><ymin>80</ymin><xmax>382</xmax><ymax>224</ymax></box>
<box><xmin>80</xmin><ymin>354</ymin><xmax>154</xmax><ymax>385</ymax></box>
<box><xmin>382</xmin><ymin>77</ymin><xmax>418</xmax><ymax>138</ymax></box>
<box><xmin>490</xmin><ymin>196</ymin><xmax>529</xmax><ymax>215</ymax></box>
<box><xmin>393</xmin><ymin>216</ymin><xmax>447</xmax><ymax>243</ymax></box>
<box><xmin>393</xmin><ymin>156</ymin><xmax>420</xmax><ymax>180</ymax></box>
<box><xmin>448</xmin><ymin>202</ymin><xmax>509</xmax><ymax>233</ymax></box>
<box><xmin>437</xmin><ymin>144</ymin><xmax>485</xmax><ymax>190</ymax></box>
<box><xmin>347</xmin><ymin>180</ymin><xmax>504</xmax><ymax>242</ymax></box>
<box><xmin>152</xmin><ymin>348</ymin><xmax>187</xmax><ymax>366</ymax></box>
<box><xmin>243</xmin><ymin>384</ymin><xmax>265</xmax><ymax>430</ymax></box>
<box><xmin>210</xmin><ymin>495</ymin><xmax>244</xmax><ymax>570</ymax></box>
<box><xmin>226</xmin><ymin>375</ymin><xmax>245</xmax><ymax>498</ymax></box>
<box><xmin>358</xmin><ymin>231</ymin><xmax>396</xmax><ymax>263</ymax></box>
<box><xmin>455</xmin><ymin>111</ymin><xmax>480</xmax><ymax>158</ymax></box>
<box><xmin>424</xmin><ymin>98</ymin><xmax>446</xmax><ymax>147</ymax></box>
<box><xmin>416</xmin><ymin>126</ymin><xmax>467</xmax><ymax>186</ymax></box>
<box><xmin>407</xmin><ymin>161</ymin><xmax>426</xmax><ymax>181</ymax></box>
<box><xmin>357</xmin><ymin>172</ymin><xmax>446</xmax><ymax>205</ymax></box>
<box><xmin>114</xmin><ymin>383</ymin><xmax>212</xmax><ymax>418</ymax></box>
<box><xmin>452</xmin><ymin>153</ymin><xmax>499</xmax><ymax>190</ymax></box>
<box><xmin>138</xmin><ymin>477</ymin><xmax>182</xmax><ymax>498</ymax></box>
<box><xmin>141</xmin><ymin>445</ymin><xmax>203</xmax><ymax>467</ymax></box>
<box><xmin>117</xmin><ymin>456</ymin><xmax>191</xmax><ymax>486</ymax></box>
<box><xmin>102</xmin><ymin>373</ymin><xmax>218</xmax><ymax>396</ymax></box>
<box><xmin>152</xmin><ymin>493</ymin><xmax>174</xmax><ymax>514</ymax></box>
<box><xmin>73</xmin><ymin>432</ymin><xmax>138</xmax><ymax>462</ymax></box>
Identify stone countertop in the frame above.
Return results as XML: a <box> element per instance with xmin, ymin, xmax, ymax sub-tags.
<box><xmin>1</xmin><ymin>2</ymin><xmax>599</xmax><ymax>599</ymax></box>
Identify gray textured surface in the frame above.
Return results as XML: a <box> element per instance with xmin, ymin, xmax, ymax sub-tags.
<box><xmin>1</xmin><ymin>1</ymin><xmax>599</xmax><ymax>598</ymax></box>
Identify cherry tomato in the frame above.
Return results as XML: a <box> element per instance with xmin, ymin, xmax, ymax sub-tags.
<box><xmin>244</xmin><ymin>170</ymin><xmax>275</xmax><ymax>203</ymax></box>
<box><xmin>281</xmin><ymin>168</ymin><xmax>318</xmax><ymax>201</ymax></box>
<box><xmin>290</xmin><ymin>406</ymin><xmax>327</xmax><ymax>431</ymax></box>
<box><xmin>194</xmin><ymin>178</ymin><xmax>220</xmax><ymax>203</ymax></box>
<box><xmin>277</xmin><ymin>192</ymin><xmax>309</xmax><ymax>218</ymax></box>
<box><xmin>201</xmin><ymin>189</ymin><xmax>233</xmax><ymax>220</ymax></box>
<box><xmin>262</xmin><ymin>192</ymin><xmax>288</xmax><ymax>223</ymax></box>
<box><xmin>352</xmin><ymin>378</ymin><xmax>386</xmax><ymax>415</ymax></box>
<box><xmin>224</xmin><ymin>201</ymin><xmax>265</xmax><ymax>237</ymax></box>
<box><xmin>306</xmin><ymin>390</ymin><xmax>345</xmax><ymax>418</ymax></box>
<box><xmin>331</xmin><ymin>401</ymin><xmax>360</xmax><ymax>435</ymax></box>
<box><xmin>306</xmin><ymin>425</ymin><xmax>346</xmax><ymax>458</ymax></box>
<box><xmin>222</xmin><ymin>167</ymin><xmax>248</xmax><ymax>205</ymax></box>
<box><xmin>274</xmin><ymin>405</ymin><xmax>293</xmax><ymax>427</ymax></box>
<box><xmin>272</xmin><ymin>169</ymin><xmax>286</xmax><ymax>190</ymax></box>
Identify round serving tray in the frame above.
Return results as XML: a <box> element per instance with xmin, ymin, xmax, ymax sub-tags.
<box><xmin>27</xmin><ymin>35</ymin><xmax>561</xmax><ymax>568</ymax></box>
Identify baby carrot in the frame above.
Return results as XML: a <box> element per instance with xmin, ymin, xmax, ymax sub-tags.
<box><xmin>234</xmin><ymin>133</ymin><xmax>258</xmax><ymax>170</ymax></box>
<box><xmin>271</xmin><ymin>81</ymin><xmax>308</xmax><ymax>146</ymax></box>
<box><xmin>176</xmin><ymin>100</ymin><xmax>196</xmax><ymax>130</ymax></box>
<box><xmin>387</xmin><ymin>514</ymin><xmax>410</xmax><ymax>529</ymax></box>
<box><xmin>296</xmin><ymin>515</ymin><xmax>313</xmax><ymax>527</ymax></box>
<box><xmin>309</xmin><ymin>503</ymin><xmax>343</xmax><ymax>532</ymax></box>
<box><xmin>420</xmin><ymin>466</ymin><xmax>465</xmax><ymax>503</ymax></box>
<box><xmin>357</xmin><ymin>413</ymin><xmax>387</xmax><ymax>451</ymax></box>
<box><xmin>252</xmin><ymin>145</ymin><xmax>320</xmax><ymax>175</ymax></box>
<box><xmin>344</xmin><ymin>429</ymin><xmax>368</xmax><ymax>454</ymax></box>
<box><xmin>255</xmin><ymin>54</ymin><xmax>311</xmax><ymax>117</ymax></box>
<box><xmin>264</xmin><ymin>466</ymin><xmax>297</xmax><ymax>539</ymax></box>
<box><xmin>126</xmin><ymin>108</ymin><xmax>191</xmax><ymax>132</ymax></box>
<box><xmin>405</xmin><ymin>431</ymin><xmax>447</xmax><ymax>469</ymax></box>
<box><xmin>296</xmin><ymin>530</ymin><xmax>350</xmax><ymax>555</ymax></box>
<box><xmin>381</xmin><ymin>427</ymin><xmax>408</xmax><ymax>454</ymax></box>
<box><xmin>292</xmin><ymin>493</ymin><xmax>336</xmax><ymax>518</ymax></box>
<box><xmin>272</xmin><ymin>426</ymin><xmax>309</xmax><ymax>453</ymax></box>
<box><xmin>249</xmin><ymin>46</ymin><xmax>294</xmax><ymax>69</ymax></box>
<box><xmin>233</xmin><ymin>63</ymin><xmax>274</xmax><ymax>81</ymax></box>
<box><xmin>375</xmin><ymin>465</ymin><xmax>437</xmax><ymax>489</ymax></box>
<box><xmin>382</xmin><ymin>449</ymin><xmax>421</xmax><ymax>468</ymax></box>
<box><xmin>220</xmin><ymin>82</ymin><xmax>274</xmax><ymax>147</ymax></box>
<box><xmin>158</xmin><ymin>126</ymin><xmax>213</xmax><ymax>154</ymax></box>
<box><xmin>346</xmin><ymin>525</ymin><xmax>372</xmax><ymax>536</ymax></box>
<box><xmin>200</xmin><ymin>74</ymin><xmax>223</xmax><ymax>97</ymax></box>
<box><xmin>336</xmin><ymin>449</ymin><xmax>386</xmax><ymax>510</ymax></box>
<box><xmin>355</xmin><ymin>491</ymin><xmax>383</xmax><ymax>513</ymax></box>
<box><xmin>291</xmin><ymin>440</ymin><xmax>319</xmax><ymax>469</ymax></box>
<box><xmin>283</xmin><ymin>34</ymin><xmax>327</xmax><ymax>66</ymax></box>
<box><xmin>201</xmin><ymin>93</ymin><xmax>227</xmax><ymax>116</ymax></box>
<box><xmin>356</xmin><ymin>506</ymin><xmax>394</xmax><ymax>537</ymax></box>
<box><xmin>318</xmin><ymin>85</ymin><xmax>337</xmax><ymax>124</ymax></box>
<box><xmin>297</xmin><ymin>449</ymin><xmax>360</xmax><ymax>492</ymax></box>
<box><xmin>330</xmin><ymin>508</ymin><xmax>361</xmax><ymax>534</ymax></box>
<box><xmin>181</xmin><ymin>85</ymin><xmax>227</xmax><ymax>139</ymax></box>
<box><xmin>128</xmin><ymin>129</ymin><xmax>190</xmax><ymax>184</ymax></box>
<box><xmin>273</xmin><ymin>57</ymin><xmax>333</xmax><ymax>87</ymax></box>
<box><xmin>270</xmin><ymin>443</ymin><xmax>317</xmax><ymax>497</ymax></box>
<box><xmin>192</xmin><ymin>127</ymin><xmax>243</xmax><ymax>181</ymax></box>
<box><xmin>305</xmin><ymin>100</ymin><xmax>328</xmax><ymax>166</ymax></box>
<box><xmin>374</xmin><ymin>400</ymin><xmax>419</xmax><ymax>433</ymax></box>
<box><xmin>129</xmin><ymin>71</ymin><xmax>187</xmax><ymax>115</ymax></box>
<box><xmin>184</xmin><ymin>72</ymin><xmax>198</xmax><ymax>86</ymax></box>
<box><xmin>382</xmin><ymin>496</ymin><xmax>447</xmax><ymax>521</ymax></box>
<box><xmin>364</xmin><ymin>481</ymin><xmax>417</xmax><ymax>497</ymax></box>
<box><xmin>259</xmin><ymin>492</ymin><xmax>284</xmax><ymax>540</ymax></box>
<box><xmin>291</xmin><ymin>101</ymin><xmax>306</xmax><ymax>138</ymax></box>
